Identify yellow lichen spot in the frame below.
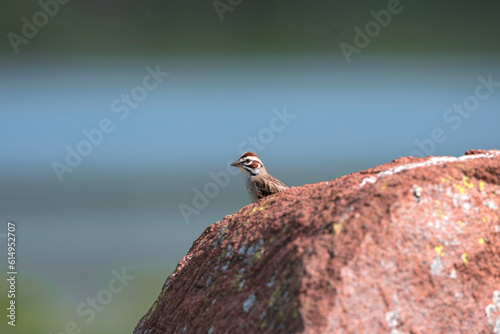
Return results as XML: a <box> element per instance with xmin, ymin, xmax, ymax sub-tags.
<box><xmin>436</xmin><ymin>200</ymin><xmax>441</xmax><ymax>206</ymax></box>
<box><xmin>435</xmin><ymin>210</ymin><xmax>447</xmax><ymax>219</ymax></box>
<box><xmin>457</xmin><ymin>220</ymin><xmax>466</xmax><ymax>228</ymax></box>
<box><xmin>328</xmin><ymin>222</ymin><xmax>343</xmax><ymax>236</ymax></box>
<box><xmin>462</xmin><ymin>253</ymin><xmax>469</xmax><ymax>266</ymax></box>
<box><xmin>434</xmin><ymin>245</ymin><xmax>444</xmax><ymax>256</ymax></box>
<box><xmin>479</xmin><ymin>238</ymin><xmax>485</xmax><ymax>245</ymax></box>
<box><xmin>333</xmin><ymin>222</ymin><xmax>343</xmax><ymax>235</ymax></box>
<box><xmin>380</xmin><ymin>183</ymin><xmax>388</xmax><ymax>191</ymax></box>
<box><xmin>453</xmin><ymin>184</ymin><xmax>466</xmax><ymax>194</ymax></box>
<box><xmin>441</xmin><ymin>177</ymin><xmax>447</xmax><ymax>183</ymax></box>
<box><xmin>462</xmin><ymin>176</ymin><xmax>474</xmax><ymax>189</ymax></box>
<box><xmin>146</xmin><ymin>301</ymin><xmax>158</xmax><ymax>320</ymax></box>
<box><xmin>426</xmin><ymin>244</ymin><xmax>430</xmax><ymax>249</ymax></box>
<box><xmin>252</xmin><ymin>248</ymin><xmax>263</xmax><ymax>263</ymax></box>
<box><xmin>479</xmin><ymin>181</ymin><xmax>486</xmax><ymax>191</ymax></box>
<box><xmin>483</xmin><ymin>217</ymin><xmax>486</xmax><ymax>223</ymax></box>
<box><xmin>250</xmin><ymin>206</ymin><xmax>266</xmax><ymax>215</ymax></box>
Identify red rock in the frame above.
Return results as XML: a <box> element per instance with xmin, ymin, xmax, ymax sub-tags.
<box><xmin>135</xmin><ymin>150</ymin><xmax>500</xmax><ymax>334</ymax></box>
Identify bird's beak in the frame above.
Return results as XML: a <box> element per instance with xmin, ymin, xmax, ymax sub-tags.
<box><xmin>231</xmin><ymin>161</ymin><xmax>239</xmax><ymax>167</ymax></box>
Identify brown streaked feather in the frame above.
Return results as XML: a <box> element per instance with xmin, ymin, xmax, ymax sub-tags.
<box><xmin>251</xmin><ymin>173</ymin><xmax>289</xmax><ymax>200</ymax></box>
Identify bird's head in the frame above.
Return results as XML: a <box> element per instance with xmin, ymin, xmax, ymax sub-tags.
<box><xmin>231</xmin><ymin>151</ymin><xmax>264</xmax><ymax>176</ymax></box>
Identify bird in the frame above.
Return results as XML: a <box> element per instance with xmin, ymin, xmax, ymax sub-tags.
<box><xmin>231</xmin><ymin>151</ymin><xmax>289</xmax><ymax>203</ymax></box>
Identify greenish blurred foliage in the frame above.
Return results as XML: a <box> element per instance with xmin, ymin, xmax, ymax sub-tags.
<box><xmin>1</xmin><ymin>0</ymin><xmax>500</xmax><ymax>55</ymax></box>
<box><xmin>0</xmin><ymin>269</ymin><xmax>169</xmax><ymax>334</ymax></box>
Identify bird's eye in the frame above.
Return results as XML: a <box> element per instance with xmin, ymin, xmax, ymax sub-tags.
<box><xmin>244</xmin><ymin>159</ymin><xmax>250</xmax><ymax>164</ymax></box>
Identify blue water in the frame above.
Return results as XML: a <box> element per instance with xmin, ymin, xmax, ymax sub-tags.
<box><xmin>2</xmin><ymin>55</ymin><xmax>499</xmax><ymax>171</ymax></box>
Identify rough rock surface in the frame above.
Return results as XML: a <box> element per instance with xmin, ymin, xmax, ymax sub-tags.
<box><xmin>135</xmin><ymin>150</ymin><xmax>500</xmax><ymax>334</ymax></box>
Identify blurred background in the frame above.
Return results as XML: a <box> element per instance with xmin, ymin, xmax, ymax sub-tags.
<box><xmin>1</xmin><ymin>1</ymin><xmax>499</xmax><ymax>333</ymax></box>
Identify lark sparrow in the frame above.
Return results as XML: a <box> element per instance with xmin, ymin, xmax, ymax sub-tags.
<box><xmin>231</xmin><ymin>151</ymin><xmax>289</xmax><ymax>203</ymax></box>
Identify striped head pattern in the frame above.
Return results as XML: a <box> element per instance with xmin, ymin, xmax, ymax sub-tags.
<box><xmin>231</xmin><ymin>151</ymin><xmax>265</xmax><ymax>176</ymax></box>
